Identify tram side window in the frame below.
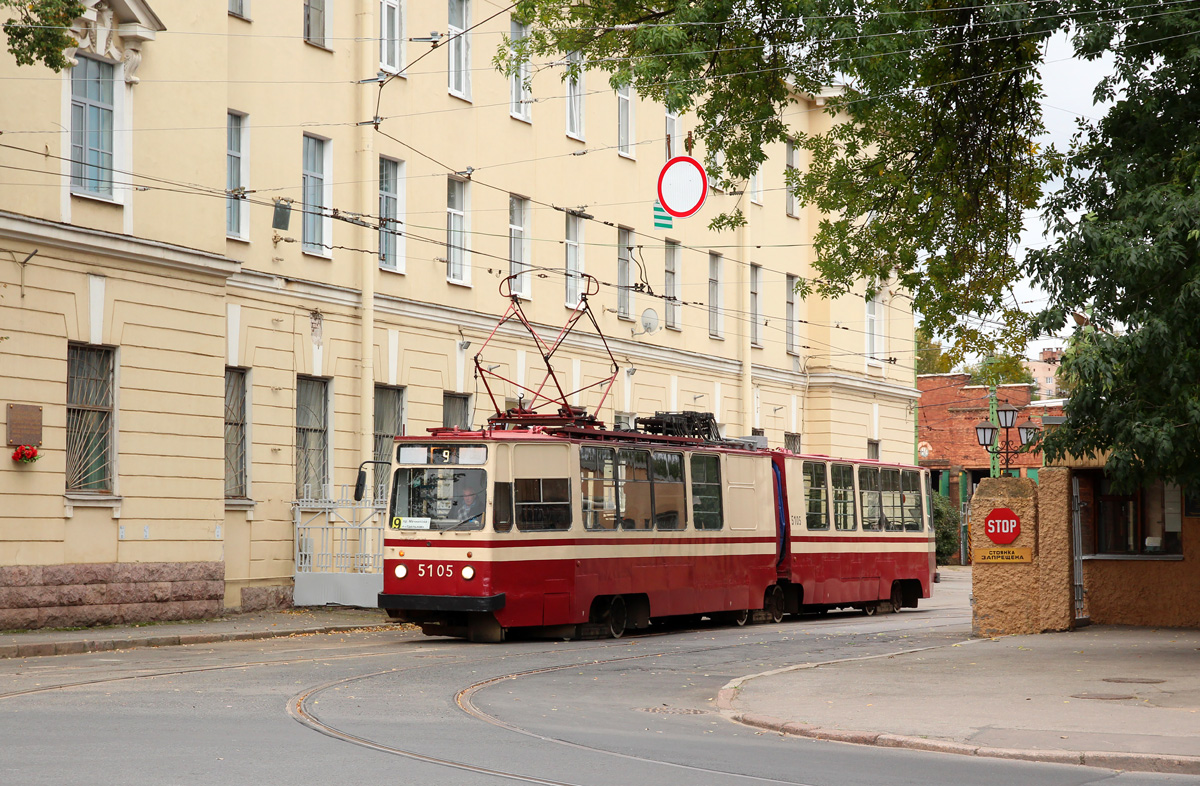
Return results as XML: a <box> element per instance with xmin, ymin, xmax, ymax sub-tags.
<box><xmin>859</xmin><ymin>466</ymin><xmax>883</xmax><ymax>531</ymax></box>
<box><xmin>832</xmin><ymin>463</ymin><xmax>857</xmax><ymax>531</ymax></box>
<box><xmin>881</xmin><ymin>468</ymin><xmax>903</xmax><ymax>531</ymax></box>
<box><xmin>652</xmin><ymin>451</ymin><xmax>686</xmax><ymax>530</ymax></box>
<box><xmin>514</xmin><ymin>477</ymin><xmax>572</xmax><ymax>531</ymax></box>
<box><xmin>618</xmin><ymin>449</ymin><xmax>654</xmax><ymax>530</ymax></box>
<box><xmin>691</xmin><ymin>453</ymin><xmax>723</xmax><ymax>530</ymax></box>
<box><xmin>494</xmin><ymin>481</ymin><xmax>514</xmax><ymax>532</ymax></box>
<box><xmin>804</xmin><ymin>461</ymin><xmax>829</xmax><ymax>530</ymax></box>
<box><xmin>902</xmin><ymin>470</ymin><xmax>923</xmax><ymax>531</ymax></box>
<box><xmin>580</xmin><ymin>446</ymin><xmax>619</xmax><ymax>530</ymax></box>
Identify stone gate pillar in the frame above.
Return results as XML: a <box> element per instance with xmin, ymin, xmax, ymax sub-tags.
<box><xmin>970</xmin><ymin>475</ymin><xmax>1073</xmax><ymax>636</ymax></box>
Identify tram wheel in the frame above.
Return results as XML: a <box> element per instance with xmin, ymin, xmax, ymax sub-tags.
<box><xmin>764</xmin><ymin>585</ymin><xmax>785</xmax><ymax>624</ymax></box>
<box><xmin>891</xmin><ymin>582</ymin><xmax>904</xmax><ymax>613</ymax></box>
<box><xmin>607</xmin><ymin>596</ymin><xmax>628</xmax><ymax>639</ymax></box>
<box><xmin>862</xmin><ymin>603</ymin><xmax>877</xmax><ymax>617</ymax></box>
<box><xmin>723</xmin><ymin>609</ymin><xmax>750</xmax><ymax>626</ymax></box>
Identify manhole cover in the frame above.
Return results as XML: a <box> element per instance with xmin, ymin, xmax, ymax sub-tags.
<box><xmin>1071</xmin><ymin>693</ymin><xmax>1137</xmax><ymax>701</ymax></box>
<box><xmin>1103</xmin><ymin>677</ymin><xmax>1165</xmax><ymax>684</ymax></box>
<box><xmin>637</xmin><ymin>707</ymin><xmax>709</xmax><ymax>715</ymax></box>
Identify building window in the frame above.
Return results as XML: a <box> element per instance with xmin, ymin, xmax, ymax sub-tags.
<box><xmin>784</xmin><ymin>432</ymin><xmax>801</xmax><ymax>453</ymax></box>
<box><xmin>448</xmin><ymin>0</ymin><xmax>470</xmax><ymax>98</ymax></box>
<box><xmin>750</xmin><ymin>166</ymin><xmax>762</xmax><ymax>204</ymax></box>
<box><xmin>70</xmin><ymin>56</ymin><xmax>115</xmax><ymax>198</ymax></box>
<box><xmin>302</xmin><ymin>135</ymin><xmax>328</xmax><ymax>254</ymax></box>
<box><xmin>381</xmin><ymin>0</ymin><xmax>402</xmax><ymax>72</ymax></box>
<box><xmin>786</xmin><ymin>274</ymin><xmax>798</xmax><ymax>355</ymax></box>
<box><xmin>665</xmin><ymin>107</ymin><xmax>680</xmax><ymax>159</ymax></box>
<box><xmin>304</xmin><ymin>0</ymin><xmax>327</xmax><ymax>47</ymax></box>
<box><xmin>296</xmin><ymin>376</ymin><xmax>329</xmax><ymax>500</ymax></box>
<box><xmin>66</xmin><ymin>344</ymin><xmax>114</xmax><ymax>492</ymax></box>
<box><xmin>565</xmin><ymin>213</ymin><xmax>583</xmax><ymax>306</ymax></box>
<box><xmin>617</xmin><ymin>227</ymin><xmax>633</xmax><ymax>319</ymax></box>
<box><xmin>614</xmin><ymin>412</ymin><xmax>635</xmax><ymax>430</ymax></box>
<box><xmin>752</xmin><ymin>428</ymin><xmax>765</xmax><ymax>438</ymax></box>
<box><xmin>565</xmin><ymin>51</ymin><xmax>584</xmax><ymax>140</ymax></box>
<box><xmin>708</xmin><ymin>252</ymin><xmax>723</xmax><ymax>338</ymax></box>
<box><xmin>509</xmin><ymin>195</ymin><xmax>530</xmax><ymax>297</ymax></box>
<box><xmin>229</xmin><ymin>0</ymin><xmax>248</xmax><ymax>17</ymax></box>
<box><xmin>443</xmin><ymin>392</ymin><xmax>471</xmax><ymax>429</ymax></box>
<box><xmin>379</xmin><ymin>157</ymin><xmax>403</xmax><ymax>271</ymax></box>
<box><xmin>785</xmin><ymin>138</ymin><xmax>799</xmax><ymax>217</ymax></box>
<box><xmin>750</xmin><ymin>264</ymin><xmax>762</xmax><ymax>346</ymax></box>
<box><xmin>226</xmin><ymin>113</ymin><xmax>247</xmax><ymax>238</ymax></box>
<box><xmin>373</xmin><ymin>385</ymin><xmax>405</xmax><ymax>503</ymax></box>
<box><xmin>617</xmin><ymin>83</ymin><xmax>634</xmax><ymax>157</ymax></box>
<box><xmin>867</xmin><ymin>439</ymin><xmax>880</xmax><ymax>461</ymax></box>
<box><xmin>665</xmin><ymin>241</ymin><xmax>681</xmax><ymax>329</ymax></box>
<box><xmin>866</xmin><ymin>290</ymin><xmax>885</xmax><ymax>361</ymax></box>
<box><xmin>446</xmin><ymin>177</ymin><xmax>467</xmax><ymax>283</ymax></box>
<box><xmin>510</xmin><ymin>19</ymin><xmax>531</xmax><ymax>120</ymax></box>
<box><xmin>1089</xmin><ymin>477</ymin><xmax>1183</xmax><ymax>556</ymax></box>
<box><xmin>225</xmin><ymin>368</ymin><xmax>248</xmax><ymax>499</ymax></box>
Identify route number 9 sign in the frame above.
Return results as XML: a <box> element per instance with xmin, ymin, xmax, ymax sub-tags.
<box><xmin>985</xmin><ymin>507</ymin><xmax>1021</xmax><ymax>545</ymax></box>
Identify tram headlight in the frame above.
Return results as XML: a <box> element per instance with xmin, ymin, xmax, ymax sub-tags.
<box><xmin>461</xmin><ymin>565</ymin><xmax>475</xmax><ymax>581</ymax></box>
<box><xmin>394</xmin><ymin>564</ymin><xmax>407</xmax><ymax>579</ymax></box>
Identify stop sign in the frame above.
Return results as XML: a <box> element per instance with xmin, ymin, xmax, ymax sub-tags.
<box><xmin>985</xmin><ymin>507</ymin><xmax>1021</xmax><ymax>545</ymax></box>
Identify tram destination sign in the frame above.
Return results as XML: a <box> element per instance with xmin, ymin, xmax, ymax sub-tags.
<box><xmin>984</xmin><ymin>507</ymin><xmax>1021</xmax><ymax>545</ymax></box>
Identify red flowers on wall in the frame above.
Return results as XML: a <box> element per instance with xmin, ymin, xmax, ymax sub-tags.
<box><xmin>11</xmin><ymin>445</ymin><xmax>39</xmax><ymax>464</ymax></box>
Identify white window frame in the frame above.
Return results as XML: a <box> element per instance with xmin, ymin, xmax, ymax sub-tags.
<box><xmin>229</xmin><ymin>0</ymin><xmax>249</xmax><ymax>19</ymax></box>
<box><xmin>302</xmin><ymin>134</ymin><xmax>332</xmax><ymax>257</ymax></box>
<box><xmin>446</xmin><ymin>177</ymin><xmax>470</xmax><ymax>285</ymax></box>
<box><xmin>565</xmin><ymin>213</ymin><xmax>583</xmax><ymax>307</ymax></box>
<box><xmin>565</xmin><ymin>51</ymin><xmax>584</xmax><ymax>141</ymax></box>
<box><xmin>509</xmin><ymin>19</ymin><xmax>531</xmax><ymax>122</ymax></box>
<box><xmin>227</xmin><ymin>111</ymin><xmax>249</xmax><ymax>240</ymax></box>
<box><xmin>617</xmin><ymin>84</ymin><xmax>635</xmax><ymax>158</ymax></box>
<box><xmin>750</xmin><ymin>264</ymin><xmax>762</xmax><ymax>346</ymax></box>
<box><xmin>304</xmin><ymin>0</ymin><xmax>330</xmax><ymax>48</ymax></box>
<box><xmin>708</xmin><ymin>252</ymin><xmax>723</xmax><ymax>338</ymax></box>
<box><xmin>665</xmin><ymin>107</ymin><xmax>680</xmax><ymax>160</ymax></box>
<box><xmin>617</xmin><ymin>227</ymin><xmax>634</xmax><ymax>320</ymax></box>
<box><xmin>785</xmin><ymin>274</ymin><xmax>798</xmax><ymax>355</ymax></box>
<box><xmin>66</xmin><ymin>343</ymin><xmax>117</xmax><ymax>494</ymax></box>
<box><xmin>70</xmin><ymin>55</ymin><xmax>118</xmax><ymax>201</ymax></box>
<box><xmin>509</xmin><ymin>195</ymin><xmax>531</xmax><ymax>298</ymax></box>
<box><xmin>448</xmin><ymin>0</ymin><xmax>471</xmax><ymax>100</ymax></box>
<box><xmin>750</xmin><ymin>166</ymin><xmax>762</xmax><ymax>204</ymax></box>
<box><xmin>665</xmin><ymin>241</ymin><xmax>681</xmax><ymax>330</ymax></box>
<box><xmin>379</xmin><ymin>156</ymin><xmax>405</xmax><ymax>273</ymax></box>
<box><xmin>380</xmin><ymin>0</ymin><xmax>404</xmax><ymax>73</ymax></box>
<box><xmin>786</xmin><ymin>138</ymin><xmax>799</xmax><ymax>218</ymax></box>
<box><xmin>866</xmin><ymin>290</ymin><xmax>886</xmax><ymax>364</ymax></box>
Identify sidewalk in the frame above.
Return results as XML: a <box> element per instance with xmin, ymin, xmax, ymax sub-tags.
<box><xmin>722</xmin><ymin>623</ymin><xmax>1200</xmax><ymax>775</ymax></box>
<box><xmin>0</xmin><ymin>606</ymin><xmax>396</xmax><ymax>659</ymax></box>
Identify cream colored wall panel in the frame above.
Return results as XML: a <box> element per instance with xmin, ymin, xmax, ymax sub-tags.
<box><xmin>8</xmin><ymin>542</ymin><xmax>69</xmax><ymax>566</ymax></box>
<box><xmin>249</xmin><ymin>539</ymin><xmax>294</xmax><ymax>563</ymax></box>
<box><xmin>63</xmin><ymin>514</ymin><xmax>120</xmax><ymax>564</ymax></box>
<box><xmin>118</xmin><ymin>540</ymin><xmax>223</xmax><ymax>564</ymax></box>
<box><xmin>0</xmin><ymin>519</ymin><xmax>65</xmax><ymax>541</ymax></box>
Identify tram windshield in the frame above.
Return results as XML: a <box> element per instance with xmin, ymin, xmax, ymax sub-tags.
<box><xmin>391</xmin><ymin>468</ymin><xmax>487</xmax><ymax>531</ymax></box>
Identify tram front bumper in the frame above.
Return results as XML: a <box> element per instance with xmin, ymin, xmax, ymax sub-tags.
<box><xmin>377</xmin><ymin>593</ymin><xmax>505</xmax><ymax>613</ymax></box>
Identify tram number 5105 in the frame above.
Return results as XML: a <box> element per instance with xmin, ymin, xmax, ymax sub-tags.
<box><xmin>417</xmin><ymin>563</ymin><xmax>452</xmax><ymax>578</ymax></box>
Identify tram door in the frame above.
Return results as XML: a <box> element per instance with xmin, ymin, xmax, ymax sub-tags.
<box><xmin>771</xmin><ymin>456</ymin><xmax>789</xmax><ymax>571</ymax></box>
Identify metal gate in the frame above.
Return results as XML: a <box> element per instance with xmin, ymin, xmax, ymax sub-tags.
<box><xmin>1070</xmin><ymin>475</ymin><xmax>1090</xmax><ymax>624</ymax></box>
<box><xmin>293</xmin><ymin>483</ymin><xmax>386</xmax><ymax>608</ymax></box>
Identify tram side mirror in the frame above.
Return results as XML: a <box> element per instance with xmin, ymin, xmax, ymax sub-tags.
<box><xmin>354</xmin><ymin>469</ymin><xmax>367</xmax><ymax>502</ymax></box>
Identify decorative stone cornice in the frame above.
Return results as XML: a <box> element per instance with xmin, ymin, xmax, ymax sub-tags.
<box><xmin>64</xmin><ymin>0</ymin><xmax>166</xmax><ymax>85</ymax></box>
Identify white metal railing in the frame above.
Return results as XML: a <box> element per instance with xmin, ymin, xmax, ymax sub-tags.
<box><xmin>293</xmin><ymin>486</ymin><xmax>387</xmax><ymax>606</ymax></box>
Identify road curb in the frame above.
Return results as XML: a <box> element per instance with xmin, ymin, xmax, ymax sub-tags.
<box><xmin>0</xmin><ymin>623</ymin><xmax>389</xmax><ymax>660</ymax></box>
<box><xmin>718</xmin><ymin>645</ymin><xmax>1200</xmax><ymax>776</ymax></box>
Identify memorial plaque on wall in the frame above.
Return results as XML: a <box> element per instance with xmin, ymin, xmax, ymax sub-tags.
<box><xmin>7</xmin><ymin>404</ymin><xmax>43</xmax><ymax>447</ymax></box>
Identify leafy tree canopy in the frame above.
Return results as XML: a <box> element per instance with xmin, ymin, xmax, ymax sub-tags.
<box><xmin>1</xmin><ymin>0</ymin><xmax>84</xmax><ymax>72</ymax></box>
<box><xmin>916</xmin><ymin>327</ymin><xmax>955</xmax><ymax>375</ymax></box>
<box><xmin>963</xmin><ymin>354</ymin><xmax>1033</xmax><ymax>388</ymax></box>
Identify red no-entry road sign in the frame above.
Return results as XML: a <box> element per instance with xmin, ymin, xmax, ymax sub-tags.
<box><xmin>657</xmin><ymin>156</ymin><xmax>708</xmax><ymax>218</ymax></box>
<box><xmin>985</xmin><ymin>507</ymin><xmax>1021</xmax><ymax>545</ymax></box>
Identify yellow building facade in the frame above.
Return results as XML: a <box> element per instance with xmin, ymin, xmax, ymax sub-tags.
<box><xmin>0</xmin><ymin>0</ymin><xmax>918</xmax><ymax>627</ymax></box>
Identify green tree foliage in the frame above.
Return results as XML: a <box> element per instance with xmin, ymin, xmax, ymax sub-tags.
<box><xmin>1024</xmin><ymin>4</ymin><xmax>1200</xmax><ymax>492</ymax></box>
<box><xmin>915</xmin><ymin>327</ymin><xmax>954</xmax><ymax>375</ymax></box>
<box><xmin>932</xmin><ymin>492</ymin><xmax>961</xmax><ymax>565</ymax></box>
<box><xmin>2</xmin><ymin>0</ymin><xmax>85</xmax><ymax>72</ymax></box>
<box><xmin>963</xmin><ymin>354</ymin><xmax>1034</xmax><ymax>387</ymax></box>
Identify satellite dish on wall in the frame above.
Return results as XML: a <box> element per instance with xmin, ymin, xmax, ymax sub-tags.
<box><xmin>632</xmin><ymin>308</ymin><xmax>660</xmax><ymax>338</ymax></box>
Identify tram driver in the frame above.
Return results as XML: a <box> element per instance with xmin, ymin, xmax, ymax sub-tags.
<box><xmin>452</xmin><ymin>478</ymin><xmax>486</xmax><ymax>525</ymax></box>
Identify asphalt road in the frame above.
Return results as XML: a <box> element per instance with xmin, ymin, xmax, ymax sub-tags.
<box><xmin>1</xmin><ymin>579</ymin><xmax>1195</xmax><ymax>786</ymax></box>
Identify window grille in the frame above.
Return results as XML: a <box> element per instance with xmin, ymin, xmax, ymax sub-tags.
<box><xmin>70</xmin><ymin>57</ymin><xmax>114</xmax><ymax>197</ymax></box>
<box><xmin>296</xmin><ymin>376</ymin><xmax>329</xmax><ymax>499</ymax></box>
<box><xmin>225</xmin><ymin>368</ymin><xmax>248</xmax><ymax>498</ymax></box>
<box><xmin>67</xmin><ymin>344</ymin><xmax>114</xmax><ymax>492</ymax></box>
<box><xmin>373</xmin><ymin>385</ymin><xmax>405</xmax><ymax>503</ymax></box>
<box><xmin>784</xmin><ymin>432</ymin><xmax>802</xmax><ymax>453</ymax></box>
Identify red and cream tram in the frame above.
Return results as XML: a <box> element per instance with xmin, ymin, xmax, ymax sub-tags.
<box><xmin>365</xmin><ymin>416</ymin><xmax>934</xmax><ymax>642</ymax></box>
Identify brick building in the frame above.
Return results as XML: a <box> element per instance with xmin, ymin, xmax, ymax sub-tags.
<box><xmin>1026</xmin><ymin>347</ymin><xmax>1065</xmax><ymax>399</ymax></box>
<box><xmin>917</xmin><ymin>373</ymin><xmax>1064</xmax><ymax>506</ymax></box>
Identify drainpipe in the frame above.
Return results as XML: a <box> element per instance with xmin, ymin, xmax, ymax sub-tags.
<box><xmin>739</xmin><ymin>206</ymin><xmax>753</xmax><ymax>435</ymax></box>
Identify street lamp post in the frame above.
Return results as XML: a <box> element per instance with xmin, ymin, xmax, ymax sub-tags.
<box><xmin>975</xmin><ymin>404</ymin><xmax>1039</xmax><ymax>475</ymax></box>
